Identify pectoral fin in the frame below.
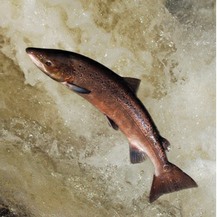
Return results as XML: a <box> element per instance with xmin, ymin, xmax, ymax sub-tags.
<box><xmin>123</xmin><ymin>77</ymin><xmax>141</xmax><ymax>94</ymax></box>
<box><xmin>63</xmin><ymin>82</ymin><xmax>91</xmax><ymax>94</ymax></box>
<box><xmin>106</xmin><ymin>116</ymin><xmax>119</xmax><ymax>130</ymax></box>
<box><xmin>129</xmin><ymin>143</ymin><xmax>146</xmax><ymax>164</ymax></box>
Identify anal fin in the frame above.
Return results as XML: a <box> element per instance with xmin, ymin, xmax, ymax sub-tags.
<box><xmin>129</xmin><ymin>144</ymin><xmax>146</xmax><ymax>164</ymax></box>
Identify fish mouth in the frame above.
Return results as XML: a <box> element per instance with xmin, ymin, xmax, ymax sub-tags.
<box><xmin>26</xmin><ymin>47</ymin><xmax>65</xmax><ymax>82</ymax></box>
<box><xmin>26</xmin><ymin>47</ymin><xmax>35</xmax><ymax>54</ymax></box>
<box><xmin>26</xmin><ymin>47</ymin><xmax>46</xmax><ymax>55</ymax></box>
<box><xmin>26</xmin><ymin>47</ymin><xmax>53</xmax><ymax>77</ymax></box>
<box><xmin>26</xmin><ymin>47</ymin><xmax>43</xmax><ymax>60</ymax></box>
<box><xmin>26</xmin><ymin>47</ymin><xmax>47</xmax><ymax>72</ymax></box>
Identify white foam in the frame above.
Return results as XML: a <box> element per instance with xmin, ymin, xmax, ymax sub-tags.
<box><xmin>0</xmin><ymin>0</ymin><xmax>215</xmax><ymax>216</ymax></box>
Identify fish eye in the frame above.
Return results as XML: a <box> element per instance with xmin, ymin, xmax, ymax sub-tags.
<box><xmin>45</xmin><ymin>61</ymin><xmax>52</xmax><ymax>67</ymax></box>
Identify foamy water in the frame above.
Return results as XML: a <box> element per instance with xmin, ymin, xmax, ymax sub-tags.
<box><xmin>0</xmin><ymin>0</ymin><xmax>215</xmax><ymax>216</ymax></box>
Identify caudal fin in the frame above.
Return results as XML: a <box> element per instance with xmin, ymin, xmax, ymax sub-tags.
<box><xmin>149</xmin><ymin>162</ymin><xmax>197</xmax><ymax>203</ymax></box>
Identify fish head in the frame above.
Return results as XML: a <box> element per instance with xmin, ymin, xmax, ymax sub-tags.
<box><xmin>26</xmin><ymin>47</ymin><xmax>75</xmax><ymax>82</ymax></box>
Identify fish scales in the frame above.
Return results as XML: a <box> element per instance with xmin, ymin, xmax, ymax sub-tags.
<box><xmin>26</xmin><ymin>47</ymin><xmax>197</xmax><ymax>202</ymax></box>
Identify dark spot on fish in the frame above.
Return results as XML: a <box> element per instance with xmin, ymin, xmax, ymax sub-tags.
<box><xmin>163</xmin><ymin>164</ymin><xmax>171</xmax><ymax>172</ymax></box>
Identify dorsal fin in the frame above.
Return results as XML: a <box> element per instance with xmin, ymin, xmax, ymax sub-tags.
<box><xmin>123</xmin><ymin>77</ymin><xmax>141</xmax><ymax>94</ymax></box>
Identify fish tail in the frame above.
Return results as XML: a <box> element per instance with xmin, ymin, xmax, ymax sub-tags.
<box><xmin>149</xmin><ymin>162</ymin><xmax>197</xmax><ymax>203</ymax></box>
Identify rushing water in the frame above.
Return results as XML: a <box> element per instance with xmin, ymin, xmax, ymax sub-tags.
<box><xmin>0</xmin><ymin>0</ymin><xmax>215</xmax><ymax>216</ymax></box>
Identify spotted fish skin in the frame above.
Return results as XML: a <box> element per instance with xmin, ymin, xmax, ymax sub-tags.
<box><xmin>26</xmin><ymin>47</ymin><xmax>197</xmax><ymax>202</ymax></box>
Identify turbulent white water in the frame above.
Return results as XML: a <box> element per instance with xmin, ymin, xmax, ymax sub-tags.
<box><xmin>0</xmin><ymin>0</ymin><xmax>215</xmax><ymax>216</ymax></box>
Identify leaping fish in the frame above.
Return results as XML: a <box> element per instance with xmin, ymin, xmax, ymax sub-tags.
<box><xmin>26</xmin><ymin>47</ymin><xmax>197</xmax><ymax>202</ymax></box>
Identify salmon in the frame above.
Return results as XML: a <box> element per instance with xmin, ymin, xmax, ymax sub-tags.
<box><xmin>26</xmin><ymin>47</ymin><xmax>197</xmax><ymax>202</ymax></box>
